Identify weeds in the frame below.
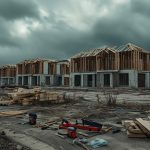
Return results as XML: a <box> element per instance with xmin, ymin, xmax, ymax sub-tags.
<box><xmin>104</xmin><ymin>91</ymin><xmax>118</xmax><ymax>107</ymax></box>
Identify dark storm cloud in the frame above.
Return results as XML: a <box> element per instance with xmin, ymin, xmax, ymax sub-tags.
<box><xmin>91</xmin><ymin>0</ymin><xmax>150</xmax><ymax>49</ymax></box>
<box><xmin>131</xmin><ymin>0</ymin><xmax>150</xmax><ymax>17</ymax></box>
<box><xmin>0</xmin><ymin>0</ymin><xmax>150</xmax><ymax>65</ymax></box>
<box><xmin>0</xmin><ymin>0</ymin><xmax>40</xmax><ymax>20</ymax></box>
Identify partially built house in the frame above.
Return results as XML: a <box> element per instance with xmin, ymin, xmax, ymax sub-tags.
<box><xmin>16</xmin><ymin>58</ymin><xmax>56</xmax><ymax>87</ymax></box>
<box><xmin>70</xmin><ymin>43</ymin><xmax>150</xmax><ymax>88</ymax></box>
<box><xmin>53</xmin><ymin>60</ymin><xmax>70</xmax><ymax>86</ymax></box>
<box><xmin>70</xmin><ymin>49</ymin><xmax>97</xmax><ymax>87</ymax></box>
<box><xmin>0</xmin><ymin>65</ymin><xmax>16</xmax><ymax>86</ymax></box>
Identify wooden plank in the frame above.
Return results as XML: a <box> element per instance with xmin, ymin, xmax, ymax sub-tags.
<box><xmin>0</xmin><ymin>110</ymin><xmax>27</xmax><ymax>117</ymax></box>
<box><xmin>136</xmin><ymin>118</ymin><xmax>150</xmax><ymax>132</ymax></box>
<box><xmin>127</xmin><ymin>131</ymin><xmax>146</xmax><ymax>138</ymax></box>
<box><xmin>136</xmin><ymin>118</ymin><xmax>150</xmax><ymax>137</ymax></box>
<box><xmin>128</xmin><ymin>122</ymin><xmax>144</xmax><ymax>134</ymax></box>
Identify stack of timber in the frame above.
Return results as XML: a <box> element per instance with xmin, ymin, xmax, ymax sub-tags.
<box><xmin>0</xmin><ymin>95</ymin><xmax>13</xmax><ymax>106</ymax></box>
<box><xmin>39</xmin><ymin>91</ymin><xmax>81</xmax><ymax>103</ymax></box>
<box><xmin>7</xmin><ymin>88</ymin><xmax>80</xmax><ymax>105</ymax></box>
<box><xmin>122</xmin><ymin>118</ymin><xmax>150</xmax><ymax>138</ymax></box>
<box><xmin>8</xmin><ymin>88</ymin><xmax>41</xmax><ymax>106</ymax></box>
<box><xmin>39</xmin><ymin>91</ymin><xmax>65</xmax><ymax>104</ymax></box>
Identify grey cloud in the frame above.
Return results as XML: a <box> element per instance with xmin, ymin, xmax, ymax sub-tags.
<box><xmin>131</xmin><ymin>0</ymin><xmax>150</xmax><ymax>17</ymax></box>
<box><xmin>0</xmin><ymin>0</ymin><xmax>150</xmax><ymax>66</ymax></box>
<box><xmin>0</xmin><ymin>0</ymin><xmax>40</xmax><ymax>20</ymax></box>
<box><xmin>0</xmin><ymin>18</ymin><xmax>19</xmax><ymax>47</ymax></box>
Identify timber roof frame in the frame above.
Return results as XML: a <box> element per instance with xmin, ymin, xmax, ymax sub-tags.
<box><xmin>0</xmin><ymin>64</ymin><xmax>16</xmax><ymax>69</ymax></box>
<box><xmin>71</xmin><ymin>43</ymin><xmax>150</xmax><ymax>59</ymax></box>
<box><xmin>17</xmin><ymin>58</ymin><xmax>56</xmax><ymax>65</ymax></box>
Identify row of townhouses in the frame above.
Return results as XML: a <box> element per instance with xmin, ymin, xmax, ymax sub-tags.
<box><xmin>0</xmin><ymin>59</ymin><xmax>70</xmax><ymax>87</ymax></box>
<box><xmin>0</xmin><ymin>43</ymin><xmax>150</xmax><ymax>88</ymax></box>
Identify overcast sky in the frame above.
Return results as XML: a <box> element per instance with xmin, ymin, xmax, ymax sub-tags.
<box><xmin>0</xmin><ymin>0</ymin><xmax>150</xmax><ymax>65</ymax></box>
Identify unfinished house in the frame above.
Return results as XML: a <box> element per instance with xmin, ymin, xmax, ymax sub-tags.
<box><xmin>0</xmin><ymin>65</ymin><xmax>16</xmax><ymax>86</ymax></box>
<box><xmin>117</xmin><ymin>43</ymin><xmax>150</xmax><ymax>88</ymax></box>
<box><xmin>70</xmin><ymin>50</ymin><xmax>97</xmax><ymax>87</ymax></box>
<box><xmin>16</xmin><ymin>58</ymin><xmax>55</xmax><ymax>87</ymax></box>
<box><xmin>53</xmin><ymin>60</ymin><xmax>70</xmax><ymax>86</ymax></box>
<box><xmin>96</xmin><ymin>47</ymin><xmax>120</xmax><ymax>88</ymax></box>
<box><xmin>70</xmin><ymin>43</ymin><xmax>150</xmax><ymax>88</ymax></box>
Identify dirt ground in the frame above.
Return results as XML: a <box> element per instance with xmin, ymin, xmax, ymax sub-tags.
<box><xmin>0</xmin><ymin>134</ymin><xmax>30</xmax><ymax>150</ymax></box>
<box><xmin>0</xmin><ymin>88</ymin><xmax>150</xmax><ymax>150</ymax></box>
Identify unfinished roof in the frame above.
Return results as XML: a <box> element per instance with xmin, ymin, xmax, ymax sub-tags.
<box><xmin>17</xmin><ymin>58</ymin><xmax>56</xmax><ymax>64</ymax></box>
<box><xmin>71</xmin><ymin>43</ymin><xmax>150</xmax><ymax>59</ymax></box>
<box><xmin>0</xmin><ymin>64</ymin><xmax>16</xmax><ymax>69</ymax></box>
<box><xmin>71</xmin><ymin>47</ymin><xmax>117</xmax><ymax>58</ymax></box>
<box><xmin>116</xmin><ymin>43</ymin><xmax>149</xmax><ymax>53</ymax></box>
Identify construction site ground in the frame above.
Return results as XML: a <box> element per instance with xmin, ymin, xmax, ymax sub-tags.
<box><xmin>0</xmin><ymin>88</ymin><xmax>150</xmax><ymax>150</ymax></box>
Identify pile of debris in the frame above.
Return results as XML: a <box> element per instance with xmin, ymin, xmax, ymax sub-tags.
<box><xmin>8</xmin><ymin>88</ymin><xmax>41</xmax><ymax>106</ymax></box>
<box><xmin>37</xmin><ymin>118</ymin><xmax>110</xmax><ymax>149</ymax></box>
<box><xmin>6</xmin><ymin>88</ymin><xmax>81</xmax><ymax>106</ymax></box>
<box><xmin>122</xmin><ymin>118</ymin><xmax>150</xmax><ymax>138</ymax></box>
<box><xmin>0</xmin><ymin>95</ymin><xmax>13</xmax><ymax>106</ymax></box>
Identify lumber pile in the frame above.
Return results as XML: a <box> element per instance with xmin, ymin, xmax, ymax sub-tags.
<box><xmin>122</xmin><ymin>118</ymin><xmax>150</xmax><ymax>138</ymax></box>
<box><xmin>7</xmin><ymin>88</ymin><xmax>76</xmax><ymax>105</ymax></box>
<box><xmin>0</xmin><ymin>95</ymin><xmax>13</xmax><ymax>106</ymax></box>
<box><xmin>3</xmin><ymin>88</ymin><xmax>79</xmax><ymax>106</ymax></box>
<box><xmin>39</xmin><ymin>91</ymin><xmax>65</xmax><ymax>104</ymax></box>
<box><xmin>8</xmin><ymin>88</ymin><xmax>41</xmax><ymax>106</ymax></box>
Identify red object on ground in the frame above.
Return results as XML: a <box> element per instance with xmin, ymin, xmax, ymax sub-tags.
<box><xmin>67</xmin><ymin>127</ymin><xmax>77</xmax><ymax>139</ymax></box>
<box><xmin>59</xmin><ymin>119</ymin><xmax>102</xmax><ymax>131</ymax></box>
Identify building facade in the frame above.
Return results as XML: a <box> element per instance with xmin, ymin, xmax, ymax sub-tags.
<box><xmin>53</xmin><ymin>60</ymin><xmax>70</xmax><ymax>86</ymax></box>
<box><xmin>0</xmin><ymin>65</ymin><xmax>16</xmax><ymax>86</ymax></box>
<box><xmin>0</xmin><ymin>43</ymin><xmax>149</xmax><ymax>89</ymax></box>
<box><xmin>16</xmin><ymin>58</ymin><xmax>56</xmax><ymax>87</ymax></box>
<box><xmin>70</xmin><ymin>43</ymin><xmax>150</xmax><ymax>88</ymax></box>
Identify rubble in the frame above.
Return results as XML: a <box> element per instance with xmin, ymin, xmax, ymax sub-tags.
<box><xmin>122</xmin><ymin>118</ymin><xmax>150</xmax><ymax>138</ymax></box>
<box><xmin>3</xmin><ymin>88</ymin><xmax>81</xmax><ymax>106</ymax></box>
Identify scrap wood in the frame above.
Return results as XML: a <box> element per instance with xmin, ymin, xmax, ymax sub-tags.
<box><xmin>0</xmin><ymin>101</ymin><xmax>12</xmax><ymax>105</ymax></box>
<box><xmin>41</xmin><ymin>121</ymin><xmax>57</xmax><ymax>130</ymax></box>
<box><xmin>122</xmin><ymin>120</ymin><xmax>134</xmax><ymax>128</ymax></box>
<box><xmin>78</xmin><ymin>132</ymin><xmax>89</xmax><ymax>137</ymax></box>
<box><xmin>128</xmin><ymin>122</ymin><xmax>143</xmax><ymax>134</ymax></box>
<box><xmin>0</xmin><ymin>110</ymin><xmax>27</xmax><ymax>117</ymax></box>
<box><xmin>136</xmin><ymin>118</ymin><xmax>150</xmax><ymax>137</ymax></box>
<box><xmin>127</xmin><ymin>131</ymin><xmax>147</xmax><ymax>138</ymax></box>
<box><xmin>102</xmin><ymin>127</ymin><xmax>112</xmax><ymax>133</ymax></box>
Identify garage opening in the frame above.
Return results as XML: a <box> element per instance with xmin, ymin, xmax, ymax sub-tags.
<box><xmin>138</xmin><ymin>73</ymin><xmax>145</xmax><ymax>87</ymax></box>
<box><xmin>23</xmin><ymin>76</ymin><xmax>28</xmax><ymax>85</ymax></box>
<box><xmin>18</xmin><ymin>77</ymin><xmax>22</xmax><ymax>85</ymax></box>
<box><xmin>119</xmin><ymin>73</ymin><xmax>129</xmax><ymax>86</ymax></box>
<box><xmin>58</xmin><ymin>76</ymin><xmax>62</xmax><ymax>86</ymax></box>
<box><xmin>87</xmin><ymin>75</ymin><xmax>92</xmax><ymax>87</ymax></box>
<box><xmin>104</xmin><ymin>74</ymin><xmax>110</xmax><ymax>87</ymax></box>
<box><xmin>9</xmin><ymin>78</ymin><xmax>13</xmax><ymax>85</ymax></box>
<box><xmin>32</xmin><ymin>76</ymin><xmax>38</xmax><ymax>86</ymax></box>
<box><xmin>74</xmin><ymin>75</ymin><xmax>81</xmax><ymax>86</ymax></box>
